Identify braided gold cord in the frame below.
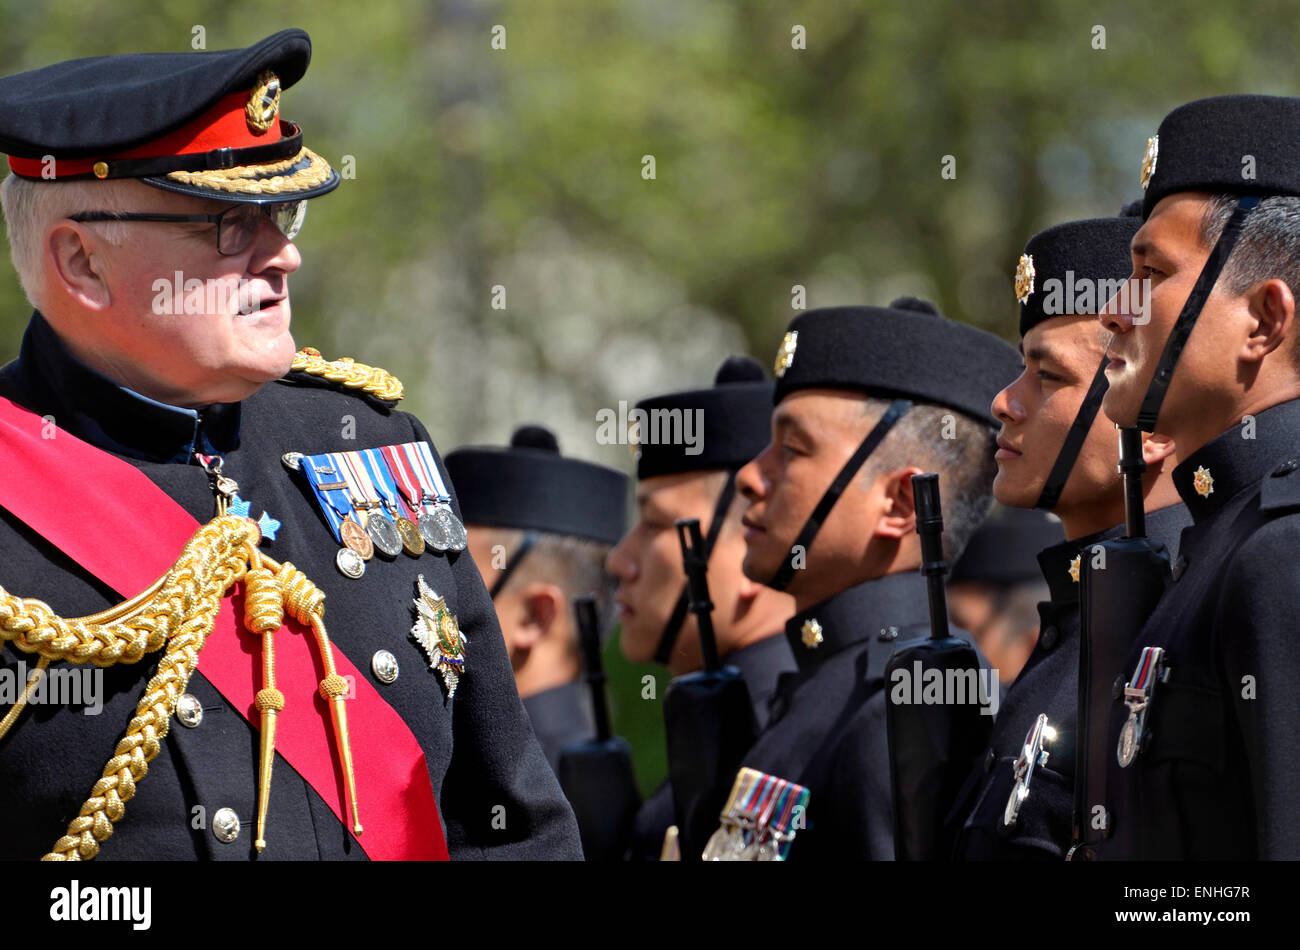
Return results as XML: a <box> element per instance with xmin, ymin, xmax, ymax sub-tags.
<box><xmin>290</xmin><ymin>346</ymin><xmax>404</xmax><ymax>402</ymax></box>
<box><xmin>164</xmin><ymin>147</ymin><xmax>335</xmax><ymax>195</ymax></box>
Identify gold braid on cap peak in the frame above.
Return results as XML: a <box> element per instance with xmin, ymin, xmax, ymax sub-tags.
<box><xmin>0</xmin><ymin>515</ymin><xmax>362</xmax><ymax>859</ymax></box>
<box><xmin>290</xmin><ymin>346</ymin><xmax>404</xmax><ymax>402</ymax></box>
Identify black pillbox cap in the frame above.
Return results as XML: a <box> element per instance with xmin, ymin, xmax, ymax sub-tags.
<box><xmin>770</xmin><ymin>298</ymin><xmax>1021</xmax><ymax>427</ymax></box>
<box><xmin>633</xmin><ymin>355</ymin><xmax>773</xmax><ymax>480</ymax></box>
<box><xmin>444</xmin><ymin>426</ymin><xmax>628</xmax><ymax>546</ymax></box>
<box><xmin>1141</xmin><ymin>94</ymin><xmax>1300</xmax><ymax>218</ymax></box>
<box><xmin>1016</xmin><ymin>212</ymin><xmax>1141</xmax><ymax>337</ymax></box>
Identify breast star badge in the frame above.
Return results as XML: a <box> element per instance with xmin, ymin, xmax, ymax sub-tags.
<box><xmin>411</xmin><ymin>575</ymin><xmax>468</xmax><ymax>698</ymax></box>
<box><xmin>800</xmin><ymin>618</ymin><xmax>824</xmax><ymax>649</ymax></box>
<box><xmin>1192</xmin><ymin>465</ymin><xmax>1214</xmax><ymax>498</ymax></box>
<box><xmin>1140</xmin><ymin>135</ymin><xmax>1159</xmax><ymax>190</ymax></box>
<box><xmin>1014</xmin><ymin>253</ymin><xmax>1036</xmax><ymax>305</ymax></box>
<box><xmin>774</xmin><ymin>330</ymin><xmax>798</xmax><ymax>378</ymax></box>
<box><xmin>1068</xmin><ymin>555</ymin><xmax>1081</xmax><ymax>584</ymax></box>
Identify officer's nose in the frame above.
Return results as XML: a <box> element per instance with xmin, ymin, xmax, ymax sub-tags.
<box><xmin>1099</xmin><ymin>274</ymin><xmax>1139</xmax><ymax>336</ymax></box>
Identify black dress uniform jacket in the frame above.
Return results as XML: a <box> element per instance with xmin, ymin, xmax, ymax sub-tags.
<box><xmin>0</xmin><ymin>312</ymin><xmax>582</xmax><ymax>860</ymax></box>
<box><xmin>1098</xmin><ymin>399</ymin><xmax>1300</xmax><ymax>860</ymax></box>
<box><xmin>741</xmin><ymin>571</ymin><xmax>978</xmax><ymax>861</ymax></box>
<box><xmin>523</xmin><ymin>680</ymin><xmax>593</xmax><ymax>775</ymax></box>
<box><xmin>627</xmin><ymin>633</ymin><xmax>796</xmax><ymax>860</ymax></box>
<box><xmin>951</xmin><ymin>503</ymin><xmax>1189</xmax><ymax>860</ymax></box>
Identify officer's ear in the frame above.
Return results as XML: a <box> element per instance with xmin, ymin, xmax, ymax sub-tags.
<box><xmin>873</xmin><ymin>466</ymin><xmax>924</xmax><ymax>540</ymax></box>
<box><xmin>47</xmin><ymin>222</ymin><xmax>113</xmax><ymax>311</ymax></box>
<box><xmin>1141</xmin><ymin>432</ymin><xmax>1178</xmax><ymax>468</ymax></box>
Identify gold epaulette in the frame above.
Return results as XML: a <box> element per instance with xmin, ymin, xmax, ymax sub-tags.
<box><xmin>289</xmin><ymin>346</ymin><xmax>404</xmax><ymax>402</ymax></box>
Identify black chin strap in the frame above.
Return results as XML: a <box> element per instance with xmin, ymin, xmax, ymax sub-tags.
<box><xmin>766</xmin><ymin>398</ymin><xmax>912</xmax><ymax>592</ymax></box>
<box><xmin>1034</xmin><ymin>356</ymin><xmax>1111</xmax><ymax>511</ymax></box>
<box><xmin>651</xmin><ymin>473</ymin><xmax>737</xmax><ymax>666</ymax></box>
<box><xmin>489</xmin><ymin>530</ymin><xmax>540</xmax><ymax>599</ymax></box>
<box><xmin>1135</xmin><ymin>195</ymin><xmax>1260</xmax><ymax>433</ymax></box>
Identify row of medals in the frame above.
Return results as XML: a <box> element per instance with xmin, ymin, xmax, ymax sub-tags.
<box><xmin>283</xmin><ymin>451</ymin><xmax>468</xmax><ymax>579</ymax></box>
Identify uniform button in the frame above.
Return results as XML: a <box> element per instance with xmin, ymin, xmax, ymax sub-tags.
<box><xmin>212</xmin><ymin>808</ymin><xmax>241</xmax><ymax>843</ymax></box>
<box><xmin>983</xmin><ymin>748</ymin><xmax>996</xmax><ymax>773</ymax></box>
<box><xmin>1112</xmin><ymin>675</ymin><xmax>1126</xmax><ymax>700</ymax></box>
<box><xmin>1038</xmin><ymin>626</ymin><xmax>1058</xmax><ymax>652</ymax></box>
<box><xmin>176</xmin><ymin>693</ymin><xmax>203</xmax><ymax>728</ymax></box>
<box><xmin>371</xmin><ymin>649</ymin><xmax>399</xmax><ymax>684</ymax></box>
<box><xmin>878</xmin><ymin>625</ymin><xmax>899</xmax><ymax>642</ymax></box>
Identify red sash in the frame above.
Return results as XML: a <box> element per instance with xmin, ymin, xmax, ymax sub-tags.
<box><xmin>0</xmin><ymin>395</ymin><xmax>449</xmax><ymax>860</ymax></box>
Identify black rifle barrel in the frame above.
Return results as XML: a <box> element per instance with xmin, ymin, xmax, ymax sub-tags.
<box><xmin>912</xmin><ymin>473</ymin><xmax>950</xmax><ymax>641</ymax></box>
<box><xmin>574</xmin><ymin>593</ymin><xmax>612</xmax><ymax>742</ymax></box>
<box><xmin>676</xmin><ymin>518</ymin><xmax>721</xmax><ymax>671</ymax></box>
<box><xmin>1117</xmin><ymin>426</ymin><xmax>1147</xmax><ymax>539</ymax></box>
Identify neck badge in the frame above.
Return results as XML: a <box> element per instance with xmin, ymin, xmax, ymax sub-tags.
<box><xmin>1192</xmin><ymin>465</ymin><xmax>1214</xmax><ymax>498</ymax></box>
<box><xmin>411</xmin><ymin>575</ymin><xmax>468</xmax><ymax>698</ymax></box>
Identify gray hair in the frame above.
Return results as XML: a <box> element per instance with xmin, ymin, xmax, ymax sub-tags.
<box><xmin>1201</xmin><ymin>194</ymin><xmax>1300</xmax><ymax>357</ymax></box>
<box><xmin>860</xmin><ymin>397</ymin><xmax>998</xmax><ymax>563</ymax></box>
<box><xmin>477</xmin><ymin>526</ymin><xmax>619</xmax><ymax>649</ymax></box>
<box><xmin>1</xmin><ymin>173</ymin><xmax>130</xmax><ymax>311</ymax></box>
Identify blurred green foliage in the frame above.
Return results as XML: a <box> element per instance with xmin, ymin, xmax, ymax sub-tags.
<box><xmin>2</xmin><ymin>0</ymin><xmax>1294</xmax><ymax>797</ymax></box>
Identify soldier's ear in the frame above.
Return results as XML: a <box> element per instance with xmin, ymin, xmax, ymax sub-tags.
<box><xmin>1242</xmin><ymin>277</ymin><xmax>1296</xmax><ymax>365</ymax></box>
<box><xmin>873</xmin><ymin>466</ymin><xmax>924</xmax><ymax>540</ymax></box>
<box><xmin>1141</xmin><ymin>432</ymin><xmax>1178</xmax><ymax>467</ymax></box>
<box><xmin>518</xmin><ymin>582</ymin><xmax>564</xmax><ymax>643</ymax></box>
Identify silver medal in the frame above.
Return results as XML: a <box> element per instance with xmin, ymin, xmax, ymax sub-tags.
<box><xmin>419</xmin><ymin>508</ymin><xmax>450</xmax><ymax>551</ymax></box>
<box><xmin>336</xmin><ymin>547</ymin><xmax>365</xmax><ymax>578</ymax></box>
<box><xmin>366</xmin><ymin>511</ymin><xmax>403</xmax><ymax>558</ymax></box>
<box><xmin>434</xmin><ymin>505</ymin><xmax>468</xmax><ymax>552</ymax></box>
<box><xmin>1117</xmin><ymin>714</ymin><xmax>1140</xmax><ymax>768</ymax></box>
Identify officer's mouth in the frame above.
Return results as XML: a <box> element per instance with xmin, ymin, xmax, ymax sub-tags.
<box><xmin>1105</xmin><ymin>351</ymin><xmax>1127</xmax><ymax>373</ymax></box>
<box><xmin>995</xmin><ymin>436</ymin><xmax>1021</xmax><ymax>460</ymax></box>
<box><xmin>614</xmin><ymin>597</ymin><xmax>635</xmax><ymax>618</ymax></box>
<box><xmin>741</xmin><ymin>514</ymin><xmax>766</xmax><ymax>541</ymax></box>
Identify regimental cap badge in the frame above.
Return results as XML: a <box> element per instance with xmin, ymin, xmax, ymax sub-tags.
<box><xmin>1014</xmin><ymin>253</ymin><xmax>1036</xmax><ymax>305</ymax></box>
<box><xmin>800</xmin><ymin>618</ymin><xmax>823</xmax><ymax>649</ymax></box>
<box><xmin>1068</xmin><ymin>555</ymin><xmax>1081</xmax><ymax>584</ymax></box>
<box><xmin>1192</xmin><ymin>465</ymin><xmax>1214</xmax><ymax>498</ymax></box>
<box><xmin>1140</xmin><ymin>135</ymin><xmax>1159</xmax><ymax>191</ymax></box>
<box><xmin>774</xmin><ymin>330</ymin><xmax>798</xmax><ymax>378</ymax></box>
<box><xmin>246</xmin><ymin>69</ymin><xmax>282</xmax><ymax>134</ymax></box>
<box><xmin>411</xmin><ymin>575</ymin><xmax>468</xmax><ymax>697</ymax></box>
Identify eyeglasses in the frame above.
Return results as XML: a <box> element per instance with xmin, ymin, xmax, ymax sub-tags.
<box><xmin>69</xmin><ymin>200</ymin><xmax>307</xmax><ymax>256</ymax></box>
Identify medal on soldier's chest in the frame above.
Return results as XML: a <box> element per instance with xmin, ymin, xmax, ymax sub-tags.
<box><xmin>411</xmin><ymin>575</ymin><xmax>468</xmax><ymax>697</ymax></box>
<box><xmin>1117</xmin><ymin>646</ymin><xmax>1167</xmax><ymax>768</ymax></box>
<box><xmin>1004</xmin><ymin>713</ymin><xmax>1056</xmax><ymax>829</ymax></box>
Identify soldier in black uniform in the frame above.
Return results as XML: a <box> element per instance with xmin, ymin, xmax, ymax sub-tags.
<box><xmin>445</xmin><ymin>425</ymin><xmax>627</xmax><ymax>773</ymax></box>
<box><xmin>0</xmin><ymin>31</ymin><xmax>580</xmax><ymax>860</ymax></box>
<box><xmin>1092</xmin><ymin>95</ymin><xmax>1300</xmax><ymax>859</ymax></box>
<box><xmin>733</xmin><ymin>298</ymin><xmax>1020</xmax><ymax>860</ymax></box>
<box><xmin>950</xmin><ymin>214</ymin><xmax>1190</xmax><ymax>860</ymax></box>
<box><xmin>604</xmin><ymin>356</ymin><xmax>796</xmax><ymax>860</ymax></box>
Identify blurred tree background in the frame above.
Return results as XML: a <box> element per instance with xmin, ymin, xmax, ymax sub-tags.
<box><xmin>1</xmin><ymin>0</ymin><xmax>1294</xmax><ymax>796</ymax></box>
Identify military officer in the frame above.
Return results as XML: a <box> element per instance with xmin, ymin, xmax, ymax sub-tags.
<box><xmin>734</xmin><ymin>298</ymin><xmax>1021</xmax><ymax>860</ymax></box>
<box><xmin>1093</xmin><ymin>95</ymin><xmax>1300</xmax><ymax>859</ymax></box>
<box><xmin>445</xmin><ymin>425</ymin><xmax>627</xmax><ymax>773</ymax></box>
<box><xmin>605</xmin><ymin>356</ymin><xmax>797</xmax><ymax>860</ymax></box>
<box><xmin>0</xmin><ymin>30</ymin><xmax>581</xmax><ymax>860</ymax></box>
<box><xmin>951</xmin><ymin>213</ymin><xmax>1190</xmax><ymax>860</ymax></box>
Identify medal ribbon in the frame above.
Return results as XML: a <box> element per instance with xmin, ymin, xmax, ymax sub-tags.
<box><xmin>0</xmin><ymin>395</ymin><xmax>449</xmax><ymax>860</ymax></box>
<box><xmin>409</xmin><ymin>441</ymin><xmax>453</xmax><ymax>503</ymax></box>
<box><xmin>1131</xmin><ymin>646</ymin><xmax>1163</xmax><ymax>694</ymax></box>
<box><xmin>358</xmin><ymin>447</ymin><xmax>412</xmax><ymax>520</ymax></box>
<box><xmin>301</xmin><ymin>452</ymin><xmax>356</xmax><ymax>543</ymax></box>
<box><xmin>379</xmin><ymin>444</ymin><xmax>429</xmax><ymax>516</ymax></box>
<box><xmin>334</xmin><ymin>451</ymin><xmax>382</xmax><ymax>524</ymax></box>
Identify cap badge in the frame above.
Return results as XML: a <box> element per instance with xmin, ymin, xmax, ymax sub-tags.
<box><xmin>1014</xmin><ymin>253</ymin><xmax>1036</xmax><ymax>305</ymax></box>
<box><xmin>246</xmin><ymin>69</ymin><xmax>282</xmax><ymax>134</ymax></box>
<box><xmin>800</xmin><ymin>618</ymin><xmax>824</xmax><ymax>649</ymax></box>
<box><xmin>1192</xmin><ymin>465</ymin><xmax>1214</xmax><ymax>498</ymax></box>
<box><xmin>774</xmin><ymin>330</ymin><xmax>798</xmax><ymax>378</ymax></box>
<box><xmin>1140</xmin><ymin>135</ymin><xmax>1159</xmax><ymax>191</ymax></box>
<box><xmin>1068</xmin><ymin>555</ymin><xmax>1081</xmax><ymax>584</ymax></box>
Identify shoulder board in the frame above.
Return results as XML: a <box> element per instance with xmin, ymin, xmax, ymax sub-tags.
<box><xmin>285</xmin><ymin>346</ymin><xmax>404</xmax><ymax>403</ymax></box>
<box><xmin>1260</xmin><ymin>456</ymin><xmax>1300</xmax><ymax>514</ymax></box>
